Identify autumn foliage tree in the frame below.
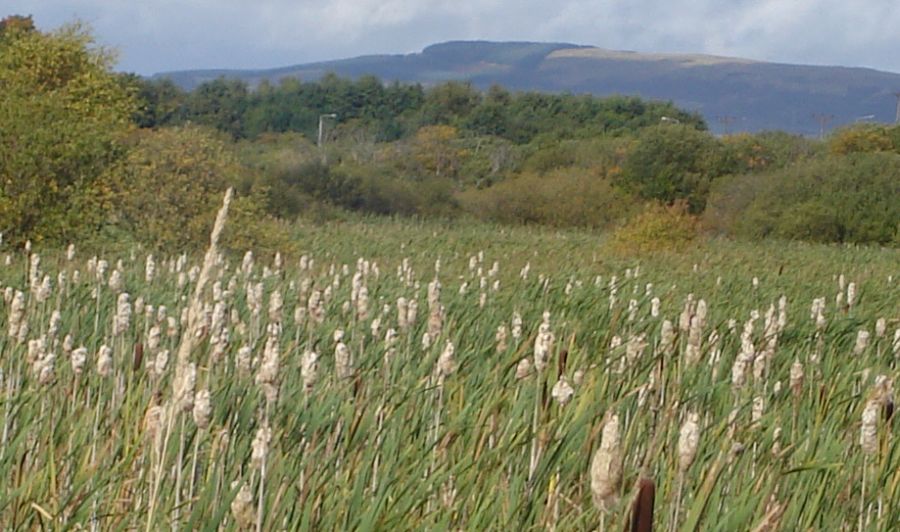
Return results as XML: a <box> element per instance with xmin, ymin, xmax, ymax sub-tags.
<box><xmin>0</xmin><ymin>20</ymin><xmax>135</xmax><ymax>243</ymax></box>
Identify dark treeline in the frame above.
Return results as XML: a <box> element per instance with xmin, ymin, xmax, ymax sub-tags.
<box><xmin>131</xmin><ymin>74</ymin><xmax>706</xmax><ymax>143</ymax></box>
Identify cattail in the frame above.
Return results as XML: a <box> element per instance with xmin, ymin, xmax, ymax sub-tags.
<box><xmin>406</xmin><ymin>299</ymin><xmax>418</xmax><ymax>330</ymax></box>
<box><xmin>789</xmin><ymin>360</ymin><xmax>804</xmax><ymax>398</ymax></box>
<box><xmin>301</xmin><ymin>349</ymin><xmax>319</xmax><ymax>390</ymax></box>
<box><xmin>421</xmin><ymin>331</ymin><xmax>432</xmax><ymax>350</ymax></box>
<box><xmin>659</xmin><ymin>320</ymin><xmax>675</xmax><ymax>357</ymax></box>
<box><xmin>236</xmin><ymin>345</ymin><xmax>252</xmax><ymax>375</ymax></box>
<box><xmin>752</xmin><ymin>396</ymin><xmax>765</xmax><ymax>425</ymax></box>
<box><xmin>113</xmin><ymin>293</ymin><xmax>132</xmax><ymax>336</ymax></box>
<box><xmin>257</xmin><ymin>335</ymin><xmax>280</xmax><ymax>403</ymax></box>
<box><xmin>533</xmin><ymin>312</ymin><xmax>554</xmax><ymax>372</ymax></box>
<box><xmin>230</xmin><ymin>482</ymin><xmax>255</xmax><ymax>529</ymax></box>
<box><xmin>396</xmin><ymin>297</ymin><xmax>409</xmax><ymax>330</ymax></box>
<box><xmin>685</xmin><ymin>315</ymin><xmax>702</xmax><ymax>364</ymax></box>
<box><xmin>846</xmin><ymin>282</ymin><xmax>857</xmax><ymax>309</ymax></box>
<box><xmin>860</xmin><ymin>399</ymin><xmax>879</xmax><ymax>455</ymax></box>
<box><xmin>777</xmin><ymin>295</ymin><xmax>788</xmax><ymax>333</ymax></box>
<box><xmin>35</xmin><ymin>352</ymin><xmax>56</xmax><ymax>385</ymax></box>
<box><xmin>511</xmin><ymin>311</ymin><xmax>523</xmax><ymax>340</ymax></box>
<box><xmin>9</xmin><ymin>290</ymin><xmax>25</xmax><ymax>338</ymax></box>
<box><xmin>335</xmin><ymin>342</ymin><xmax>352</xmax><ymax>379</ymax></box>
<box><xmin>679</xmin><ymin>294</ymin><xmax>694</xmax><ymax>332</ymax></box>
<box><xmin>551</xmin><ymin>377</ymin><xmax>574</xmax><ymax>405</ymax></box>
<box><xmin>893</xmin><ymin>329</ymin><xmax>900</xmax><ymax>359</ymax></box>
<box><xmin>435</xmin><ymin>340</ymin><xmax>456</xmax><ymax>381</ymax></box>
<box><xmin>193</xmin><ymin>388</ymin><xmax>211</xmax><ymax>429</ymax></box>
<box><xmin>854</xmin><ymin>330</ymin><xmax>870</xmax><ymax>355</ymax></box>
<box><xmin>71</xmin><ymin>346</ymin><xmax>87</xmax><ymax>375</ymax></box>
<box><xmin>96</xmin><ymin>258</ymin><xmax>108</xmax><ymax>282</ymax></box>
<box><xmin>268</xmin><ymin>290</ymin><xmax>283</xmax><ymax>324</ymax></box>
<box><xmin>626</xmin><ymin>333</ymin><xmax>648</xmax><ymax>365</ymax></box>
<box><xmin>65</xmin><ymin>243</ymin><xmax>75</xmax><ymax>261</ymax></box>
<box><xmin>147</xmin><ymin>325</ymin><xmax>161</xmax><ymax>351</ymax></box>
<box><xmin>47</xmin><ymin>310</ymin><xmax>62</xmax><ymax>340</ymax></box>
<box><xmin>153</xmin><ymin>349</ymin><xmax>169</xmax><ymax>376</ymax></box>
<box><xmin>427</xmin><ymin>304</ymin><xmax>443</xmax><ymax>339</ymax></box>
<box><xmin>174</xmin><ymin>362</ymin><xmax>197</xmax><ymax>412</ymax></box>
<box><xmin>590</xmin><ymin>414</ymin><xmax>622</xmax><ymax>511</ymax></box>
<box><xmin>251</xmin><ymin>424</ymin><xmax>272</xmax><ymax>469</ymax></box>
<box><xmin>875</xmin><ymin>318</ymin><xmax>887</xmax><ymax>338</ymax></box>
<box><xmin>678</xmin><ymin>412</ymin><xmax>700</xmax><ymax>473</ymax></box>
<box><xmin>515</xmin><ymin>358</ymin><xmax>533</xmax><ymax>380</ymax></box>
<box><xmin>650</xmin><ymin>297</ymin><xmax>661</xmax><ymax>318</ymax></box>
<box><xmin>495</xmin><ymin>325</ymin><xmax>509</xmax><ymax>353</ymax></box>
<box><xmin>108</xmin><ymin>269</ymin><xmax>123</xmax><ymax>292</ymax></box>
<box><xmin>96</xmin><ymin>344</ymin><xmax>113</xmax><ymax>377</ymax></box>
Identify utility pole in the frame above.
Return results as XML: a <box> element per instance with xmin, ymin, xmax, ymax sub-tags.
<box><xmin>716</xmin><ymin>115</ymin><xmax>736</xmax><ymax>135</ymax></box>
<box><xmin>318</xmin><ymin>113</ymin><xmax>337</xmax><ymax>164</ymax></box>
<box><xmin>812</xmin><ymin>113</ymin><xmax>834</xmax><ymax>139</ymax></box>
<box><xmin>893</xmin><ymin>92</ymin><xmax>900</xmax><ymax>124</ymax></box>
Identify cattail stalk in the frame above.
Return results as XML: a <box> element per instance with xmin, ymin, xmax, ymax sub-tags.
<box><xmin>146</xmin><ymin>188</ymin><xmax>233</xmax><ymax>532</ymax></box>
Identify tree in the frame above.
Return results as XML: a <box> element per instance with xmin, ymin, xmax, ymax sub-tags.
<box><xmin>617</xmin><ymin>124</ymin><xmax>722</xmax><ymax>212</ymax></box>
<box><xmin>0</xmin><ymin>22</ymin><xmax>135</xmax><ymax>244</ymax></box>
<box><xmin>108</xmin><ymin>125</ymin><xmax>260</xmax><ymax>250</ymax></box>
<box><xmin>411</xmin><ymin>125</ymin><xmax>466</xmax><ymax>179</ymax></box>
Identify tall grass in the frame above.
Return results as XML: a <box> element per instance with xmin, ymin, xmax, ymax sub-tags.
<box><xmin>0</xmin><ymin>217</ymin><xmax>898</xmax><ymax>530</ymax></box>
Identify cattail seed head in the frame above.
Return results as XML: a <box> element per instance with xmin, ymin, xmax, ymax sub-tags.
<box><xmin>301</xmin><ymin>349</ymin><xmax>319</xmax><ymax>390</ymax></box>
<box><xmin>96</xmin><ymin>345</ymin><xmax>113</xmax><ymax>377</ymax></box>
<box><xmin>193</xmin><ymin>388</ymin><xmax>211</xmax><ymax>429</ymax></box>
<box><xmin>861</xmin><ymin>399</ymin><xmax>879</xmax><ymax>455</ymax></box>
<box><xmin>789</xmin><ymin>360</ymin><xmax>804</xmax><ymax>398</ymax></box>
<box><xmin>71</xmin><ymin>346</ymin><xmax>87</xmax><ymax>375</ymax></box>
<box><xmin>230</xmin><ymin>482</ymin><xmax>255</xmax><ymax>529</ymax></box>
<box><xmin>854</xmin><ymin>329</ymin><xmax>870</xmax><ymax>355</ymax></box>
<box><xmin>678</xmin><ymin>412</ymin><xmax>700</xmax><ymax>474</ymax></box>
<box><xmin>590</xmin><ymin>414</ymin><xmax>622</xmax><ymax>512</ymax></box>
<box><xmin>251</xmin><ymin>424</ymin><xmax>272</xmax><ymax>469</ymax></box>
<box><xmin>551</xmin><ymin>377</ymin><xmax>574</xmax><ymax>405</ymax></box>
<box><xmin>335</xmin><ymin>342</ymin><xmax>352</xmax><ymax>379</ymax></box>
<box><xmin>435</xmin><ymin>340</ymin><xmax>456</xmax><ymax>381</ymax></box>
<box><xmin>515</xmin><ymin>358</ymin><xmax>532</xmax><ymax>380</ymax></box>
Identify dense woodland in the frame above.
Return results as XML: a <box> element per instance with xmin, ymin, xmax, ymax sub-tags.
<box><xmin>2</xmin><ymin>17</ymin><xmax>898</xmax><ymax>252</ymax></box>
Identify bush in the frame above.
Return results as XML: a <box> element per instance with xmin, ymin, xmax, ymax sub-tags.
<box><xmin>108</xmin><ymin>125</ymin><xmax>275</xmax><ymax>251</ymax></box>
<box><xmin>457</xmin><ymin>168</ymin><xmax>637</xmax><ymax>228</ymax></box>
<box><xmin>609</xmin><ymin>201</ymin><xmax>700</xmax><ymax>255</ymax></box>
<box><xmin>705</xmin><ymin>153</ymin><xmax>900</xmax><ymax>245</ymax></box>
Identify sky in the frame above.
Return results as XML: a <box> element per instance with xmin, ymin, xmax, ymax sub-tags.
<box><xmin>8</xmin><ymin>1</ymin><xmax>900</xmax><ymax>75</ymax></box>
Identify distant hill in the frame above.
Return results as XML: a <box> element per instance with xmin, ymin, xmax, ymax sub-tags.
<box><xmin>154</xmin><ymin>41</ymin><xmax>900</xmax><ymax>135</ymax></box>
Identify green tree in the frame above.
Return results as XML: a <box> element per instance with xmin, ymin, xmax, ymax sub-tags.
<box><xmin>618</xmin><ymin>124</ymin><xmax>722</xmax><ymax>212</ymax></box>
<box><xmin>0</xmin><ymin>22</ymin><xmax>136</xmax><ymax>244</ymax></box>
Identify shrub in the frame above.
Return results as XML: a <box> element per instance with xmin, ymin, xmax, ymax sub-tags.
<box><xmin>457</xmin><ymin>168</ymin><xmax>638</xmax><ymax>228</ymax></box>
<box><xmin>609</xmin><ymin>201</ymin><xmax>700</xmax><ymax>255</ymax></box>
<box><xmin>705</xmin><ymin>153</ymin><xmax>900</xmax><ymax>245</ymax></box>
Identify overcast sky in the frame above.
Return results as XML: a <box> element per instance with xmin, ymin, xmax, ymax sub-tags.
<box><xmin>8</xmin><ymin>1</ymin><xmax>900</xmax><ymax>75</ymax></box>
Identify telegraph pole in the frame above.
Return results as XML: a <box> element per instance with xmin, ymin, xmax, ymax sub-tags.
<box><xmin>893</xmin><ymin>92</ymin><xmax>900</xmax><ymax>124</ymax></box>
<box><xmin>318</xmin><ymin>113</ymin><xmax>337</xmax><ymax>164</ymax></box>
<box><xmin>812</xmin><ymin>113</ymin><xmax>834</xmax><ymax>139</ymax></box>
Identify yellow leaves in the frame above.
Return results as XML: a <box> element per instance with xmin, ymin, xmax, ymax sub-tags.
<box><xmin>828</xmin><ymin>126</ymin><xmax>893</xmax><ymax>155</ymax></box>
<box><xmin>411</xmin><ymin>125</ymin><xmax>465</xmax><ymax>179</ymax></box>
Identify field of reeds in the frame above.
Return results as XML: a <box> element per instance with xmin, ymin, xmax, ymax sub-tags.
<box><xmin>1</xmin><ymin>193</ymin><xmax>899</xmax><ymax>530</ymax></box>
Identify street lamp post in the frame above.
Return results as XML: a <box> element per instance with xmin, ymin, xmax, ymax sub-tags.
<box><xmin>318</xmin><ymin>113</ymin><xmax>337</xmax><ymax>148</ymax></box>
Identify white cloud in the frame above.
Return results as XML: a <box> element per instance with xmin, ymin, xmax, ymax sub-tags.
<box><xmin>7</xmin><ymin>0</ymin><xmax>900</xmax><ymax>74</ymax></box>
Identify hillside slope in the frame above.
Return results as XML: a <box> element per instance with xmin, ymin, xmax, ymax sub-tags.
<box><xmin>155</xmin><ymin>41</ymin><xmax>900</xmax><ymax>135</ymax></box>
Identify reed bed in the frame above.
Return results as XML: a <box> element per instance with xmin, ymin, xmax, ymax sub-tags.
<box><xmin>0</xmin><ymin>210</ymin><xmax>898</xmax><ymax>530</ymax></box>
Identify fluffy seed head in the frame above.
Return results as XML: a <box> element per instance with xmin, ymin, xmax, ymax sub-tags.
<box><xmin>590</xmin><ymin>414</ymin><xmax>622</xmax><ymax>512</ymax></box>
